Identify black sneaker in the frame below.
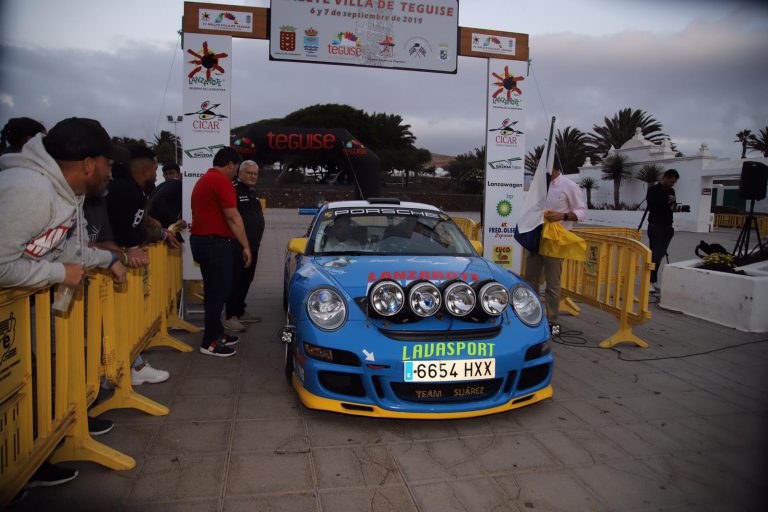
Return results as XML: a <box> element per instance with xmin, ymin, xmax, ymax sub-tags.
<box><xmin>200</xmin><ymin>340</ymin><xmax>237</xmax><ymax>357</ymax></box>
<box><xmin>25</xmin><ymin>462</ymin><xmax>79</xmax><ymax>488</ymax></box>
<box><xmin>220</xmin><ymin>334</ymin><xmax>239</xmax><ymax>346</ymax></box>
<box><xmin>88</xmin><ymin>416</ymin><xmax>114</xmax><ymax>437</ymax></box>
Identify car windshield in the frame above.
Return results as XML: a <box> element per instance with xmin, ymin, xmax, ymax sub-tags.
<box><xmin>309</xmin><ymin>210</ymin><xmax>476</xmax><ymax>256</ymax></box>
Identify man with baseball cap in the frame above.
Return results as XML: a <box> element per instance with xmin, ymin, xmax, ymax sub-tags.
<box><xmin>0</xmin><ymin>116</ymin><xmax>126</xmax><ymax>289</ymax></box>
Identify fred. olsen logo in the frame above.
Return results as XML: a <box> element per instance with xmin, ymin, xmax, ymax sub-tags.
<box><xmin>491</xmin><ymin>65</ymin><xmax>524</xmax><ymax>108</ymax></box>
<box><xmin>185</xmin><ymin>101</ymin><xmax>228</xmax><ymax>133</ymax></box>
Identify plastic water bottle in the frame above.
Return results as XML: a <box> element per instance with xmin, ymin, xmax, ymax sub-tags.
<box><xmin>52</xmin><ymin>284</ymin><xmax>75</xmax><ymax>312</ymax></box>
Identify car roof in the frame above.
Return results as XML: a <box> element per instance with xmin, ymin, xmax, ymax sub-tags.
<box><xmin>326</xmin><ymin>200</ymin><xmax>443</xmax><ymax>212</ymax></box>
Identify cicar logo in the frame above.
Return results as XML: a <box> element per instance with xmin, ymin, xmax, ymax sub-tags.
<box><xmin>187</xmin><ymin>41</ymin><xmax>228</xmax><ymax>87</ymax></box>
<box><xmin>489</xmin><ymin>118</ymin><xmax>524</xmax><ymax>147</ymax></box>
<box><xmin>186</xmin><ymin>101</ymin><xmax>227</xmax><ymax>133</ymax></box>
<box><xmin>329</xmin><ymin>31</ymin><xmax>362</xmax><ymax>57</ymax></box>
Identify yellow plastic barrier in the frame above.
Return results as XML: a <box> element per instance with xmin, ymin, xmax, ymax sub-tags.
<box><xmin>0</xmin><ymin>243</ymin><xmax>194</xmax><ymax>506</ymax></box>
<box><xmin>560</xmin><ymin>232</ymin><xmax>654</xmax><ymax>348</ymax></box>
<box><xmin>518</xmin><ymin>229</ymin><xmax>654</xmax><ymax>349</ymax></box>
<box><xmin>451</xmin><ymin>217</ymin><xmax>480</xmax><ymax>241</ymax></box>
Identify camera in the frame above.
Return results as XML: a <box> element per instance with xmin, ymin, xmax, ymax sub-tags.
<box><xmin>671</xmin><ymin>203</ymin><xmax>690</xmax><ymax>213</ymax></box>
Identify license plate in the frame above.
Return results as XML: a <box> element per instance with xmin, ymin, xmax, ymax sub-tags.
<box><xmin>403</xmin><ymin>359</ymin><xmax>495</xmax><ymax>382</ymax></box>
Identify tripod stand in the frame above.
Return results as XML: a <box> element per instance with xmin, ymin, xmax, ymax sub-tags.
<box><xmin>732</xmin><ymin>199</ymin><xmax>764</xmax><ymax>263</ymax></box>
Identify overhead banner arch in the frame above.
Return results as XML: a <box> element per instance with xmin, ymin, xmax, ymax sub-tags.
<box><xmin>181</xmin><ymin>1</ymin><xmax>530</xmax><ymax>274</ymax></box>
<box><xmin>231</xmin><ymin>125</ymin><xmax>381</xmax><ymax>199</ymax></box>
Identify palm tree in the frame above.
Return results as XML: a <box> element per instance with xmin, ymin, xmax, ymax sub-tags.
<box><xmin>734</xmin><ymin>129</ymin><xmax>752</xmax><ymax>158</ymax></box>
<box><xmin>748</xmin><ymin>127</ymin><xmax>768</xmax><ymax>157</ymax></box>
<box><xmin>587</xmin><ymin>108</ymin><xmax>669</xmax><ymax>159</ymax></box>
<box><xmin>600</xmin><ymin>153</ymin><xmax>633</xmax><ymax>208</ymax></box>
<box><xmin>555</xmin><ymin>126</ymin><xmax>591</xmax><ymax>174</ymax></box>
<box><xmin>524</xmin><ymin>144</ymin><xmax>543</xmax><ymax>176</ymax></box>
<box><xmin>151</xmin><ymin>130</ymin><xmax>181</xmax><ymax>165</ymax></box>
<box><xmin>578</xmin><ymin>177</ymin><xmax>599</xmax><ymax>209</ymax></box>
<box><xmin>636</xmin><ymin>163</ymin><xmax>664</xmax><ymax>189</ymax></box>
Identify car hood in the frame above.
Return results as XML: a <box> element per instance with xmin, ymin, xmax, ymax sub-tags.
<box><xmin>305</xmin><ymin>255</ymin><xmax>512</xmax><ymax>298</ymax></box>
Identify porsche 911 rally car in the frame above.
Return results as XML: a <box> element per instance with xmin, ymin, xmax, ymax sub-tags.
<box><xmin>281</xmin><ymin>199</ymin><xmax>553</xmax><ymax>418</ymax></box>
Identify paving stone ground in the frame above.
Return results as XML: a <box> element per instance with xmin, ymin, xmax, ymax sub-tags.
<box><xmin>12</xmin><ymin>210</ymin><xmax>767</xmax><ymax>512</ymax></box>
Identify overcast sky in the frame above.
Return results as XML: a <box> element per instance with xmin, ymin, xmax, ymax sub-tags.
<box><xmin>1</xmin><ymin>0</ymin><xmax>767</xmax><ymax>159</ymax></box>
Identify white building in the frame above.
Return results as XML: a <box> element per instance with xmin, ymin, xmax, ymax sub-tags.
<box><xmin>576</xmin><ymin>128</ymin><xmax>768</xmax><ymax>233</ymax></box>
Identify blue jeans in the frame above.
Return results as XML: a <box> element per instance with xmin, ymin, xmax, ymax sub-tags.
<box><xmin>190</xmin><ymin>235</ymin><xmax>233</xmax><ymax>346</ymax></box>
<box><xmin>648</xmin><ymin>223</ymin><xmax>674</xmax><ymax>283</ymax></box>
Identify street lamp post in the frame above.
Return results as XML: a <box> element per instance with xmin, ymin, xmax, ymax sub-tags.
<box><xmin>166</xmin><ymin>115</ymin><xmax>183</xmax><ymax>164</ymax></box>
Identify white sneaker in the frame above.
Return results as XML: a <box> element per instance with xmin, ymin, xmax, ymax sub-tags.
<box><xmin>131</xmin><ymin>362</ymin><xmax>170</xmax><ymax>385</ymax></box>
<box><xmin>223</xmin><ymin>316</ymin><xmax>246</xmax><ymax>332</ymax></box>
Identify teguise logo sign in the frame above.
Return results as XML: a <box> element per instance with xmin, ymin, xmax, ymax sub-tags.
<box><xmin>329</xmin><ymin>31</ymin><xmax>362</xmax><ymax>58</ymax></box>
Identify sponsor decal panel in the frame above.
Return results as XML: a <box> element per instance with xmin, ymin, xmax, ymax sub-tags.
<box><xmin>471</xmin><ymin>32</ymin><xmax>517</xmax><ymax>57</ymax></box>
<box><xmin>186</xmin><ymin>40</ymin><xmax>229</xmax><ymax>90</ymax></box>
<box><xmin>198</xmin><ymin>9</ymin><xmax>253</xmax><ymax>33</ymax></box>
<box><xmin>269</xmin><ymin>0</ymin><xmax>458</xmax><ymax>73</ymax></box>
<box><xmin>484</xmin><ymin>58</ymin><xmax>526</xmax><ymax>272</ymax></box>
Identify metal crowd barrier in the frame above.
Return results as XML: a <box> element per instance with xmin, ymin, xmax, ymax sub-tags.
<box><xmin>713</xmin><ymin>213</ymin><xmax>768</xmax><ymax>237</ymax></box>
<box><xmin>0</xmin><ymin>244</ymin><xmax>195</xmax><ymax>507</ymax></box>
<box><xmin>453</xmin><ymin>220</ymin><xmax>653</xmax><ymax>349</ymax></box>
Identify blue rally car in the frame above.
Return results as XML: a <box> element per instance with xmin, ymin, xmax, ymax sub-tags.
<box><xmin>281</xmin><ymin>199</ymin><xmax>553</xmax><ymax>419</ymax></box>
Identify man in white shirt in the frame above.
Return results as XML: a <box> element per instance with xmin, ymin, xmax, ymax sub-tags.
<box><xmin>523</xmin><ymin>159</ymin><xmax>587</xmax><ymax>331</ymax></box>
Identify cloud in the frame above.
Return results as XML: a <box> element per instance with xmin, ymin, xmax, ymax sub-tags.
<box><xmin>0</xmin><ymin>93</ymin><xmax>14</xmax><ymax>108</ymax></box>
<box><xmin>1</xmin><ymin>8</ymin><xmax>766</xmax><ymax>161</ymax></box>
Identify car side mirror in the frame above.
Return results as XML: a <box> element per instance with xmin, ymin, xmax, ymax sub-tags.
<box><xmin>470</xmin><ymin>240</ymin><xmax>483</xmax><ymax>254</ymax></box>
<box><xmin>288</xmin><ymin>238</ymin><xmax>308</xmax><ymax>254</ymax></box>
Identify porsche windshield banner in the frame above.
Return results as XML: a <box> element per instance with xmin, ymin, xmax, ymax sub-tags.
<box><xmin>483</xmin><ymin>58</ymin><xmax>527</xmax><ymax>272</ymax></box>
<box><xmin>269</xmin><ymin>0</ymin><xmax>458</xmax><ymax>73</ymax></box>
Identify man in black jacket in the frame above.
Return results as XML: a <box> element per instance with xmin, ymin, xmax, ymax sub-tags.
<box><xmin>646</xmin><ymin>168</ymin><xmax>680</xmax><ymax>292</ymax></box>
<box><xmin>223</xmin><ymin>160</ymin><xmax>265</xmax><ymax>331</ymax></box>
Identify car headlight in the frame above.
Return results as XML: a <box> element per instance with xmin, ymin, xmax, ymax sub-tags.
<box><xmin>408</xmin><ymin>281</ymin><xmax>442</xmax><ymax>317</ymax></box>
<box><xmin>444</xmin><ymin>281</ymin><xmax>476</xmax><ymax>317</ymax></box>
<box><xmin>511</xmin><ymin>285</ymin><xmax>543</xmax><ymax>326</ymax></box>
<box><xmin>479</xmin><ymin>282</ymin><xmax>509</xmax><ymax>316</ymax></box>
<box><xmin>306</xmin><ymin>288</ymin><xmax>347</xmax><ymax>330</ymax></box>
<box><xmin>369</xmin><ymin>280</ymin><xmax>404</xmax><ymax>317</ymax></box>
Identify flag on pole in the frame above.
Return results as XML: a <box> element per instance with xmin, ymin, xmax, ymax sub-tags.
<box><xmin>514</xmin><ymin>116</ymin><xmax>557</xmax><ymax>253</ymax></box>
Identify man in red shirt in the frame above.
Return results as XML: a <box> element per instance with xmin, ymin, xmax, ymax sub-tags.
<box><xmin>190</xmin><ymin>147</ymin><xmax>252</xmax><ymax>356</ymax></box>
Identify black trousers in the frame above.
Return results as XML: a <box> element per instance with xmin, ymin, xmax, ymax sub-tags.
<box><xmin>647</xmin><ymin>223</ymin><xmax>674</xmax><ymax>283</ymax></box>
<box><xmin>225</xmin><ymin>242</ymin><xmax>257</xmax><ymax>319</ymax></box>
<box><xmin>190</xmin><ymin>235</ymin><xmax>233</xmax><ymax>346</ymax></box>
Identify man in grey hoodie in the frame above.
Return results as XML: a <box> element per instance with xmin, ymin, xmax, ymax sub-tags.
<box><xmin>0</xmin><ymin>117</ymin><xmax>126</xmax><ymax>289</ymax></box>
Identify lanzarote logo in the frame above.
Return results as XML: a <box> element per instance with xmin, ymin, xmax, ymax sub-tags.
<box><xmin>187</xmin><ymin>41</ymin><xmax>228</xmax><ymax>87</ymax></box>
<box><xmin>186</xmin><ymin>101</ymin><xmax>227</xmax><ymax>133</ymax></box>
<box><xmin>491</xmin><ymin>65</ymin><xmax>524</xmax><ymax>107</ymax></box>
<box><xmin>489</xmin><ymin>118</ymin><xmax>524</xmax><ymax>147</ymax></box>
<box><xmin>304</xmin><ymin>27</ymin><xmax>319</xmax><ymax>55</ymax></box>
<box><xmin>329</xmin><ymin>31</ymin><xmax>362</xmax><ymax>58</ymax></box>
